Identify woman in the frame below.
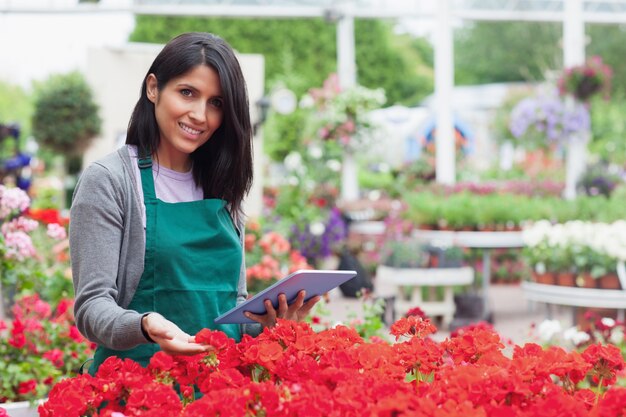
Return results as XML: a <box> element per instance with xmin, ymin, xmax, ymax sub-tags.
<box><xmin>70</xmin><ymin>32</ymin><xmax>319</xmax><ymax>373</ymax></box>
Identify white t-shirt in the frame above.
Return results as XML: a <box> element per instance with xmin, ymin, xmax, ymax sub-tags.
<box><xmin>127</xmin><ymin>145</ymin><xmax>204</xmax><ymax>227</ymax></box>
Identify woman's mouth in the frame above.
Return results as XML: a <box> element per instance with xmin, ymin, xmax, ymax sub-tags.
<box><xmin>179</xmin><ymin>122</ymin><xmax>203</xmax><ymax>136</ymax></box>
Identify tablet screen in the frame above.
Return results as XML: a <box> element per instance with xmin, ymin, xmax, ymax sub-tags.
<box><xmin>214</xmin><ymin>269</ymin><xmax>357</xmax><ymax>324</ymax></box>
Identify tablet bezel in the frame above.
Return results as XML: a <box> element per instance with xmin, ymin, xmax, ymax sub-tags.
<box><xmin>214</xmin><ymin>269</ymin><xmax>357</xmax><ymax>324</ymax></box>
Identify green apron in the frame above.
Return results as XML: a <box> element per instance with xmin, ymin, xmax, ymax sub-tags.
<box><xmin>90</xmin><ymin>156</ymin><xmax>242</xmax><ymax>373</ymax></box>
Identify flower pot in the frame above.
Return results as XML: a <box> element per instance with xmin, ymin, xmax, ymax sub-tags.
<box><xmin>597</xmin><ymin>273</ymin><xmax>621</xmax><ymax>290</ymax></box>
<box><xmin>575</xmin><ymin>273</ymin><xmax>596</xmax><ymax>289</ymax></box>
<box><xmin>556</xmin><ymin>272</ymin><xmax>576</xmax><ymax>287</ymax></box>
<box><xmin>1</xmin><ymin>399</ymin><xmax>44</xmax><ymax>417</ymax></box>
<box><xmin>531</xmin><ymin>271</ymin><xmax>555</xmax><ymax>285</ymax></box>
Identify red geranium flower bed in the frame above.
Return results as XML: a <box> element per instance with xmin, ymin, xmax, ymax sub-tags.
<box><xmin>38</xmin><ymin>317</ymin><xmax>626</xmax><ymax>417</ymax></box>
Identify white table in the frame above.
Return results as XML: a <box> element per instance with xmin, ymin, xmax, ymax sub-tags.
<box><xmin>412</xmin><ymin>230</ymin><xmax>525</xmax><ymax>319</ymax></box>
<box><xmin>376</xmin><ymin>264</ymin><xmax>474</xmax><ymax>328</ymax></box>
<box><xmin>522</xmin><ymin>281</ymin><xmax>626</xmax><ymax>322</ymax></box>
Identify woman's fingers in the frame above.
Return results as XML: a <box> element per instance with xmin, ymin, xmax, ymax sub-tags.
<box><xmin>245</xmin><ymin>291</ymin><xmax>322</xmax><ymax>328</ymax></box>
<box><xmin>160</xmin><ymin>338</ymin><xmax>209</xmax><ymax>356</ymax></box>
<box><xmin>244</xmin><ymin>299</ymin><xmax>277</xmax><ymax>327</ymax></box>
<box><xmin>286</xmin><ymin>291</ymin><xmax>305</xmax><ymax>316</ymax></box>
<box><xmin>277</xmin><ymin>293</ymin><xmax>289</xmax><ymax>317</ymax></box>
<box><xmin>297</xmin><ymin>295</ymin><xmax>321</xmax><ymax>319</ymax></box>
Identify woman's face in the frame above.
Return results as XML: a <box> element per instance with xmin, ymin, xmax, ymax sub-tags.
<box><xmin>146</xmin><ymin>64</ymin><xmax>224</xmax><ymax>171</ymax></box>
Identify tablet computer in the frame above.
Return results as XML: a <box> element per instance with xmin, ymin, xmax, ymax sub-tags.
<box><xmin>214</xmin><ymin>269</ymin><xmax>357</xmax><ymax>324</ymax></box>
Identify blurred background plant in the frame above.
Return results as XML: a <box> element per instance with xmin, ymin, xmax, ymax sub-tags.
<box><xmin>509</xmin><ymin>89</ymin><xmax>590</xmax><ymax>151</ymax></box>
<box><xmin>0</xmin><ymin>185</ymin><xmax>71</xmax><ymax>317</ymax></box>
<box><xmin>557</xmin><ymin>55</ymin><xmax>613</xmax><ymax>102</ymax></box>
<box><xmin>0</xmin><ymin>294</ymin><xmax>94</xmax><ymax>403</ymax></box>
<box><xmin>244</xmin><ymin>219</ymin><xmax>311</xmax><ymax>294</ymax></box>
<box><xmin>302</xmin><ymin>73</ymin><xmax>386</xmax><ymax>153</ymax></box>
<box><xmin>577</xmin><ymin>161</ymin><xmax>622</xmax><ymax>197</ymax></box>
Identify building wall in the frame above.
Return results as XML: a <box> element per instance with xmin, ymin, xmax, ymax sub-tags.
<box><xmin>85</xmin><ymin>43</ymin><xmax>265</xmax><ymax>217</ymax></box>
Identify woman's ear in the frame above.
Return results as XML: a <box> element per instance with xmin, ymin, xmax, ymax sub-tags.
<box><xmin>146</xmin><ymin>74</ymin><xmax>158</xmax><ymax>103</ymax></box>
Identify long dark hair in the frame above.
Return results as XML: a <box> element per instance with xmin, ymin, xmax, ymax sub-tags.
<box><xmin>126</xmin><ymin>32</ymin><xmax>253</xmax><ymax>219</ymax></box>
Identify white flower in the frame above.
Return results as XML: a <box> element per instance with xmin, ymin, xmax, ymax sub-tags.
<box><xmin>284</xmin><ymin>152</ymin><xmax>302</xmax><ymax>172</ymax></box>
<box><xmin>522</xmin><ymin>220</ymin><xmax>552</xmax><ymax>247</ymax></box>
<box><xmin>563</xmin><ymin>326</ymin><xmax>590</xmax><ymax>346</ymax></box>
<box><xmin>609</xmin><ymin>328</ymin><xmax>624</xmax><ymax>345</ymax></box>
<box><xmin>287</xmin><ymin>176</ymin><xmax>299</xmax><ymax>186</ymax></box>
<box><xmin>601</xmin><ymin>317</ymin><xmax>616</xmax><ymax>328</ymax></box>
<box><xmin>326</xmin><ymin>159</ymin><xmax>341</xmax><ymax>172</ymax></box>
<box><xmin>299</xmin><ymin>94</ymin><xmax>314</xmax><ymax>109</ymax></box>
<box><xmin>308</xmin><ymin>145</ymin><xmax>323</xmax><ymax>159</ymax></box>
<box><xmin>537</xmin><ymin>319</ymin><xmax>562</xmax><ymax>342</ymax></box>
<box><xmin>309</xmin><ymin>222</ymin><xmax>326</xmax><ymax>236</ymax></box>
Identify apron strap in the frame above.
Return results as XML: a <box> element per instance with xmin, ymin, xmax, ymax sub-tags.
<box><xmin>138</xmin><ymin>156</ymin><xmax>157</xmax><ymax>280</ymax></box>
<box><xmin>138</xmin><ymin>156</ymin><xmax>157</xmax><ymax>202</ymax></box>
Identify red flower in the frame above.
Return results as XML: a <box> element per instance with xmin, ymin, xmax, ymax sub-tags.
<box><xmin>593</xmin><ymin>386</ymin><xmax>626</xmax><ymax>417</ymax></box>
<box><xmin>43</xmin><ymin>348</ymin><xmax>65</xmax><ymax>368</ymax></box>
<box><xmin>17</xmin><ymin>379</ymin><xmax>37</xmax><ymax>395</ymax></box>
<box><xmin>149</xmin><ymin>351</ymin><xmax>175</xmax><ymax>372</ymax></box>
<box><xmin>582</xmin><ymin>343</ymin><xmax>625</xmax><ymax>386</ymax></box>
<box><xmin>195</xmin><ymin>328</ymin><xmax>235</xmax><ymax>352</ymax></box>
<box><xmin>389</xmin><ymin>316</ymin><xmax>437</xmax><ymax>340</ymax></box>
<box><xmin>25</xmin><ymin>207</ymin><xmax>68</xmax><ymax>226</ymax></box>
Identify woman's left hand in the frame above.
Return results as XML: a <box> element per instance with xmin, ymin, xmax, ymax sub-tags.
<box><xmin>245</xmin><ymin>290</ymin><xmax>321</xmax><ymax>328</ymax></box>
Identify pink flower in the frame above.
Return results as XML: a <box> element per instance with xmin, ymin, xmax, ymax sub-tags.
<box><xmin>46</xmin><ymin>223</ymin><xmax>67</xmax><ymax>240</ymax></box>
<box><xmin>1</xmin><ymin>217</ymin><xmax>38</xmax><ymax>234</ymax></box>
<box><xmin>3</xmin><ymin>231</ymin><xmax>36</xmax><ymax>260</ymax></box>
<box><xmin>0</xmin><ymin>185</ymin><xmax>30</xmax><ymax>219</ymax></box>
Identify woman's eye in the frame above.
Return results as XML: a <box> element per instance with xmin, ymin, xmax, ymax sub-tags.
<box><xmin>210</xmin><ymin>98</ymin><xmax>223</xmax><ymax>108</ymax></box>
<box><xmin>180</xmin><ymin>89</ymin><xmax>193</xmax><ymax>97</ymax></box>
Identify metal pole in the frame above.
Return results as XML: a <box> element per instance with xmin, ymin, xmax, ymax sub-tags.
<box><xmin>434</xmin><ymin>0</ymin><xmax>455</xmax><ymax>185</ymax></box>
<box><xmin>336</xmin><ymin>12</ymin><xmax>360</xmax><ymax>201</ymax></box>
<box><xmin>562</xmin><ymin>0</ymin><xmax>587</xmax><ymax>200</ymax></box>
<box><xmin>337</xmin><ymin>13</ymin><xmax>356</xmax><ymax>89</ymax></box>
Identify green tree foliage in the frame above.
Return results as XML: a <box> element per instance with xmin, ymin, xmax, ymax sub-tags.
<box><xmin>589</xmin><ymin>93</ymin><xmax>626</xmax><ymax>165</ymax></box>
<box><xmin>31</xmin><ymin>72</ymin><xmax>101</xmax><ymax>156</ymax></box>
<box><xmin>454</xmin><ymin>21</ymin><xmax>562</xmax><ymax>85</ymax></box>
<box><xmin>454</xmin><ymin>20</ymin><xmax>626</xmax><ymax>94</ymax></box>
<box><xmin>0</xmin><ymin>81</ymin><xmax>33</xmax><ymax>142</ymax></box>
<box><xmin>129</xmin><ymin>16</ymin><xmax>432</xmax><ymax>105</ymax></box>
<box><xmin>587</xmin><ymin>24</ymin><xmax>626</xmax><ymax>93</ymax></box>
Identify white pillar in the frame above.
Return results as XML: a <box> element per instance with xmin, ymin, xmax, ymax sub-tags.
<box><xmin>563</xmin><ymin>0</ymin><xmax>587</xmax><ymax>200</ymax></box>
<box><xmin>337</xmin><ymin>14</ymin><xmax>359</xmax><ymax>201</ymax></box>
<box><xmin>563</xmin><ymin>0</ymin><xmax>585</xmax><ymax>68</ymax></box>
<box><xmin>434</xmin><ymin>0</ymin><xmax>455</xmax><ymax>185</ymax></box>
<box><xmin>337</xmin><ymin>14</ymin><xmax>356</xmax><ymax>89</ymax></box>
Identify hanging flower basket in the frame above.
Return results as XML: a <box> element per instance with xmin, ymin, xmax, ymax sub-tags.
<box><xmin>557</xmin><ymin>56</ymin><xmax>613</xmax><ymax>102</ymax></box>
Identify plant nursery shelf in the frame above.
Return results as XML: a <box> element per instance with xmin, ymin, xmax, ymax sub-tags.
<box><xmin>1</xmin><ymin>399</ymin><xmax>45</xmax><ymax>417</ymax></box>
<box><xmin>412</xmin><ymin>230</ymin><xmax>525</xmax><ymax>320</ymax></box>
<box><xmin>411</xmin><ymin>230</ymin><xmax>524</xmax><ymax>249</ymax></box>
<box><xmin>522</xmin><ymin>281</ymin><xmax>626</xmax><ymax>310</ymax></box>
<box><xmin>376</xmin><ymin>265</ymin><xmax>474</xmax><ymax>329</ymax></box>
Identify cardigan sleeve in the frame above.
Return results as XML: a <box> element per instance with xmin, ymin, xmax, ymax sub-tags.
<box><xmin>70</xmin><ymin>163</ymin><xmax>151</xmax><ymax>350</ymax></box>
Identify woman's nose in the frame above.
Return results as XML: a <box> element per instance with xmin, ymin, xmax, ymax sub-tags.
<box><xmin>189</xmin><ymin>101</ymin><xmax>207</xmax><ymax>123</ymax></box>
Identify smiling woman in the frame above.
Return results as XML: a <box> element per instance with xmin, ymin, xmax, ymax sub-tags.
<box><xmin>69</xmin><ymin>32</ymin><xmax>320</xmax><ymax>376</ymax></box>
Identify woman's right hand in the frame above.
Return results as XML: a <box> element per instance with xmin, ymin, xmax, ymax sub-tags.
<box><xmin>142</xmin><ymin>313</ymin><xmax>212</xmax><ymax>356</ymax></box>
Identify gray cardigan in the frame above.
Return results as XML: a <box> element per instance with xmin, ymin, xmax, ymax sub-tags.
<box><xmin>70</xmin><ymin>146</ymin><xmax>260</xmax><ymax>351</ymax></box>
